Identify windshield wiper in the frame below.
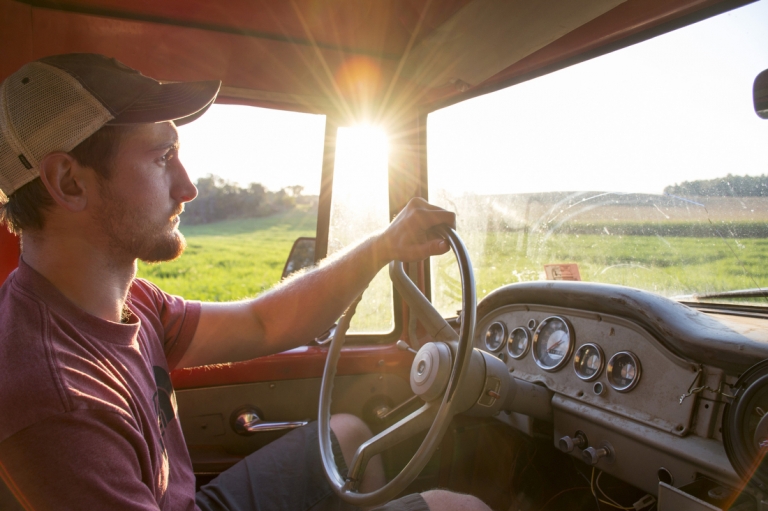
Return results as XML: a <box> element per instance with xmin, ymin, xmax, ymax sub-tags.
<box><xmin>694</xmin><ymin>288</ymin><xmax>768</xmax><ymax>299</ymax></box>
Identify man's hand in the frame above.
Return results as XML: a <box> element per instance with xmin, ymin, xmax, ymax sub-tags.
<box><xmin>375</xmin><ymin>198</ymin><xmax>457</xmax><ymax>264</ymax></box>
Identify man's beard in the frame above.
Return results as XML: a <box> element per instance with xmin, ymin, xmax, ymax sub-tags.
<box><xmin>97</xmin><ymin>184</ymin><xmax>187</xmax><ymax>264</ymax></box>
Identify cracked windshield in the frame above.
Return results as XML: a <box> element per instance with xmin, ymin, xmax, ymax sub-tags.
<box><xmin>428</xmin><ymin>1</ymin><xmax>768</xmax><ymax>317</ymax></box>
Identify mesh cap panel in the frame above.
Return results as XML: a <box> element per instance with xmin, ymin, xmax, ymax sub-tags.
<box><xmin>0</xmin><ymin>62</ymin><xmax>112</xmax><ymax>195</ymax></box>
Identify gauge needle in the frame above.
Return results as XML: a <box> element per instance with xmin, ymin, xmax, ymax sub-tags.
<box><xmin>547</xmin><ymin>340</ymin><xmax>563</xmax><ymax>353</ymax></box>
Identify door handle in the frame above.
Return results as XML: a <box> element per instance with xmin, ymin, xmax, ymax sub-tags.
<box><xmin>233</xmin><ymin>409</ymin><xmax>309</xmax><ymax>435</ymax></box>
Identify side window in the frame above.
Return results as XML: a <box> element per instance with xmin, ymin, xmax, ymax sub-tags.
<box><xmin>328</xmin><ymin>126</ymin><xmax>394</xmax><ymax>334</ymax></box>
<box><xmin>137</xmin><ymin>104</ymin><xmax>326</xmax><ymax>301</ymax></box>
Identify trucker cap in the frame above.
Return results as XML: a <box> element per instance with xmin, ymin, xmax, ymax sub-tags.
<box><xmin>0</xmin><ymin>53</ymin><xmax>221</xmax><ymax>196</ymax></box>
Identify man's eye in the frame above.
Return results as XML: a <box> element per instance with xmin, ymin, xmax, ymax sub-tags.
<box><xmin>160</xmin><ymin>151</ymin><xmax>175</xmax><ymax>163</ymax></box>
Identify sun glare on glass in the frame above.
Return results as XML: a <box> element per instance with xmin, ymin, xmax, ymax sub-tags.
<box><xmin>332</xmin><ymin>125</ymin><xmax>390</xmax><ymax>209</ymax></box>
<box><xmin>328</xmin><ymin>124</ymin><xmax>393</xmax><ymax>333</ymax></box>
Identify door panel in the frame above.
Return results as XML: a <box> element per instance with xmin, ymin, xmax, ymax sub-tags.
<box><xmin>177</xmin><ymin>373</ymin><xmax>413</xmax><ymax>473</ymax></box>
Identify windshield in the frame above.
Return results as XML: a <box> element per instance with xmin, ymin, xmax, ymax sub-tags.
<box><xmin>427</xmin><ymin>2</ymin><xmax>768</xmax><ymax>316</ymax></box>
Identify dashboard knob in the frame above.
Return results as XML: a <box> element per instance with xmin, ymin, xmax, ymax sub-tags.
<box><xmin>582</xmin><ymin>443</ymin><xmax>614</xmax><ymax>465</ymax></box>
<box><xmin>559</xmin><ymin>432</ymin><xmax>587</xmax><ymax>453</ymax></box>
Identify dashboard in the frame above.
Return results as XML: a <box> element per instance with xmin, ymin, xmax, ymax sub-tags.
<box><xmin>472</xmin><ymin>281</ymin><xmax>768</xmax><ymax>499</ymax></box>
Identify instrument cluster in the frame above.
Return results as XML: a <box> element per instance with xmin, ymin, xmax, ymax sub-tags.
<box><xmin>483</xmin><ymin>315</ymin><xmax>642</xmax><ymax>393</ymax></box>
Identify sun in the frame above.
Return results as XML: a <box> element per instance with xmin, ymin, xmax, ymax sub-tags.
<box><xmin>332</xmin><ymin>124</ymin><xmax>390</xmax><ymax>213</ymax></box>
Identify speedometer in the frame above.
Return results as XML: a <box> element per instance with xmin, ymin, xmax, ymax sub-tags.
<box><xmin>532</xmin><ymin>316</ymin><xmax>574</xmax><ymax>372</ymax></box>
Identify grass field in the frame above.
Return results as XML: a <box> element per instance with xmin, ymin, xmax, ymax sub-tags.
<box><xmin>137</xmin><ymin>208</ymin><xmax>317</xmax><ymax>302</ymax></box>
<box><xmin>433</xmin><ymin>231</ymin><xmax>768</xmax><ymax>313</ymax></box>
<box><xmin>138</xmin><ymin>203</ymin><xmax>768</xmax><ymax>329</ymax></box>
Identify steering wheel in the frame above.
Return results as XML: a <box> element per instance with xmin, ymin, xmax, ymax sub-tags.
<box><xmin>318</xmin><ymin>225</ymin><xmax>477</xmax><ymax>507</ymax></box>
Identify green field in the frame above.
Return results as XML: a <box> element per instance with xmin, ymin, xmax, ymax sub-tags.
<box><xmin>137</xmin><ymin>208</ymin><xmax>317</xmax><ymax>302</ymax></box>
<box><xmin>138</xmin><ymin>209</ymin><xmax>768</xmax><ymax>323</ymax></box>
<box><xmin>432</xmin><ymin>229</ymin><xmax>768</xmax><ymax>315</ymax></box>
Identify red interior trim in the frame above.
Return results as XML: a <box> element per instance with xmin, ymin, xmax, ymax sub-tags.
<box><xmin>20</xmin><ymin>0</ymin><xmax>472</xmax><ymax>57</ymax></box>
<box><xmin>421</xmin><ymin>0</ymin><xmax>744</xmax><ymax>106</ymax></box>
<box><xmin>478</xmin><ymin>0</ymin><xmax>744</xmax><ymax>91</ymax></box>
<box><xmin>171</xmin><ymin>343</ymin><xmax>414</xmax><ymax>390</ymax></box>
<box><xmin>0</xmin><ymin>227</ymin><xmax>20</xmax><ymax>285</ymax></box>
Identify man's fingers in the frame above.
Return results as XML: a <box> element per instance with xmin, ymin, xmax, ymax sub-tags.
<box><xmin>426</xmin><ymin>211</ymin><xmax>457</xmax><ymax>231</ymax></box>
<box><xmin>399</xmin><ymin>239</ymin><xmax>451</xmax><ymax>262</ymax></box>
<box><xmin>432</xmin><ymin>239</ymin><xmax>450</xmax><ymax>255</ymax></box>
<box><xmin>416</xmin><ymin>207</ymin><xmax>456</xmax><ymax>230</ymax></box>
<box><xmin>404</xmin><ymin>197</ymin><xmax>457</xmax><ymax>230</ymax></box>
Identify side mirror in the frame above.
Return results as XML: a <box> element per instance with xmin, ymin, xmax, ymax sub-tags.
<box><xmin>281</xmin><ymin>237</ymin><xmax>316</xmax><ymax>279</ymax></box>
<box><xmin>755</xmin><ymin>69</ymin><xmax>768</xmax><ymax>119</ymax></box>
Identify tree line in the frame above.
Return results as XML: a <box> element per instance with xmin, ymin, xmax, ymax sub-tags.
<box><xmin>664</xmin><ymin>173</ymin><xmax>768</xmax><ymax>197</ymax></box>
<box><xmin>183</xmin><ymin>175</ymin><xmax>314</xmax><ymax>225</ymax></box>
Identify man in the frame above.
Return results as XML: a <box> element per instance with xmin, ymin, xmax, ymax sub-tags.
<box><xmin>0</xmin><ymin>54</ymin><xmax>490</xmax><ymax>510</ymax></box>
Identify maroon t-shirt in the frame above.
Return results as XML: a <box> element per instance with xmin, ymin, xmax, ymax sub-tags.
<box><xmin>0</xmin><ymin>259</ymin><xmax>202</xmax><ymax>510</ymax></box>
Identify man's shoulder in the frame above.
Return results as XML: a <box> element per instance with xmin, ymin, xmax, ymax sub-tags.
<box><xmin>128</xmin><ymin>277</ymin><xmax>195</xmax><ymax>329</ymax></box>
<box><xmin>129</xmin><ymin>277</ymin><xmax>174</xmax><ymax>312</ymax></box>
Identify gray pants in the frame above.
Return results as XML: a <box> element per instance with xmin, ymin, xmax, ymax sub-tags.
<box><xmin>195</xmin><ymin>421</ymin><xmax>428</xmax><ymax>511</ymax></box>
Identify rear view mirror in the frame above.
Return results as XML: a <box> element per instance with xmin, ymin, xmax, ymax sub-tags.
<box><xmin>755</xmin><ymin>69</ymin><xmax>768</xmax><ymax>119</ymax></box>
<box><xmin>281</xmin><ymin>237</ymin><xmax>316</xmax><ymax>279</ymax></box>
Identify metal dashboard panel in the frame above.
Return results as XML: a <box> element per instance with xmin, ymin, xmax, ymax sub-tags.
<box><xmin>552</xmin><ymin>395</ymin><xmax>739</xmax><ymax>495</ymax></box>
<box><xmin>475</xmin><ymin>304</ymin><xmax>698</xmax><ymax>435</ymax></box>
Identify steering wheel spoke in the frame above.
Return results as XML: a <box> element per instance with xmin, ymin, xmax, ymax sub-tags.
<box><xmin>346</xmin><ymin>402</ymin><xmax>439</xmax><ymax>487</ymax></box>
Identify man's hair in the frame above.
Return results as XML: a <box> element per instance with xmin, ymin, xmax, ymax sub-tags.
<box><xmin>0</xmin><ymin>125</ymin><xmax>132</xmax><ymax>235</ymax></box>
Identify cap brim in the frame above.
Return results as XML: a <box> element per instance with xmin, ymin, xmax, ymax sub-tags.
<box><xmin>107</xmin><ymin>80</ymin><xmax>221</xmax><ymax>125</ymax></box>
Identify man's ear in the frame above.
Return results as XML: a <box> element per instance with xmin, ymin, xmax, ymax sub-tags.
<box><xmin>38</xmin><ymin>152</ymin><xmax>92</xmax><ymax>212</ymax></box>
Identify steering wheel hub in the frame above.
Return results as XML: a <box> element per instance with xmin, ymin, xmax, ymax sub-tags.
<box><xmin>410</xmin><ymin>342</ymin><xmax>453</xmax><ymax>402</ymax></box>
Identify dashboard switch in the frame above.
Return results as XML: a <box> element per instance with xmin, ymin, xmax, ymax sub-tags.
<box><xmin>559</xmin><ymin>431</ymin><xmax>588</xmax><ymax>453</ymax></box>
<box><xmin>582</xmin><ymin>442</ymin><xmax>615</xmax><ymax>465</ymax></box>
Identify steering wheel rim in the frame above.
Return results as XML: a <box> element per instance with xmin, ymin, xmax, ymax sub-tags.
<box><xmin>318</xmin><ymin>225</ymin><xmax>476</xmax><ymax>507</ymax></box>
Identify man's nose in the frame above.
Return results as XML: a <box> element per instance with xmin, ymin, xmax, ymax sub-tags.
<box><xmin>172</xmin><ymin>159</ymin><xmax>198</xmax><ymax>203</ymax></box>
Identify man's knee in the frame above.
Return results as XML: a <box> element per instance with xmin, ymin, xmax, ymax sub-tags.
<box><xmin>330</xmin><ymin>413</ymin><xmax>373</xmax><ymax>460</ymax></box>
<box><xmin>421</xmin><ymin>490</ymin><xmax>491</xmax><ymax>511</ymax></box>
<box><xmin>329</xmin><ymin>413</ymin><xmax>385</xmax><ymax>493</ymax></box>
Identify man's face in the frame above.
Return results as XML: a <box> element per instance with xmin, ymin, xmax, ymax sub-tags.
<box><xmin>93</xmin><ymin>122</ymin><xmax>198</xmax><ymax>263</ymax></box>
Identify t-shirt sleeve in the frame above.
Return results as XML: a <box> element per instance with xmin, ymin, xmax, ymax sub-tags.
<box><xmin>129</xmin><ymin>279</ymin><xmax>202</xmax><ymax>370</ymax></box>
<box><xmin>0</xmin><ymin>410</ymin><xmax>163</xmax><ymax>510</ymax></box>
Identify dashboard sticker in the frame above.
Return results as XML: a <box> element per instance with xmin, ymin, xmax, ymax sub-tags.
<box><xmin>544</xmin><ymin>263</ymin><xmax>581</xmax><ymax>281</ymax></box>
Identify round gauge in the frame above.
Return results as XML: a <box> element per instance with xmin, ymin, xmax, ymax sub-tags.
<box><xmin>607</xmin><ymin>351</ymin><xmax>641</xmax><ymax>392</ymax></box>
<box><xmin>532</xmin><ymin>316</ymin><xmax>574</xmax><ymax>372</ymax></box>
<box><xmin>507</xmin><ymin>327</ymin><xmax>530</xmax><ymax>359</ymax></box>
<box><xmin>484</xmin><ymin>322</ymin><xmax>506</xmax><ymax>352</ymax></box>
<box><xmin>723</xmin><ymin>360</ymin><xmax>768</xmax><ymax>490</ymax></box>
<box><xmin>573</xmin><ymin>343</ymin><xmax>604</xmax><ymax>381</ymax></box>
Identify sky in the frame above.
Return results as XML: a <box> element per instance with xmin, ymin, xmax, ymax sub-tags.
<box><xmin>177</xmin><ymin>0</ymin><xmax>768</xmax><ymax>197</ymax></box>
<box><xmin>177</xmin><ymin>105</ymin><xmax>326</xmax><ymax>194</ymax></box>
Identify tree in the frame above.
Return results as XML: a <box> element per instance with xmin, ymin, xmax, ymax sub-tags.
<box><xmin>664</xmin><ymin>173</ymin><xmax>768</xmax><ymax>197</ymax></box>
<box><xmin>183</xmin><ymin>174</ymin><xmax>298</xmax><ymax>225</ymax></box>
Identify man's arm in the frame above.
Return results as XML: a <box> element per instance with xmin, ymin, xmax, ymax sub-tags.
<box><xmin>174</xmin><ymin>198</ymin><xmax>456</xmax><ymax>368</ymax></box>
